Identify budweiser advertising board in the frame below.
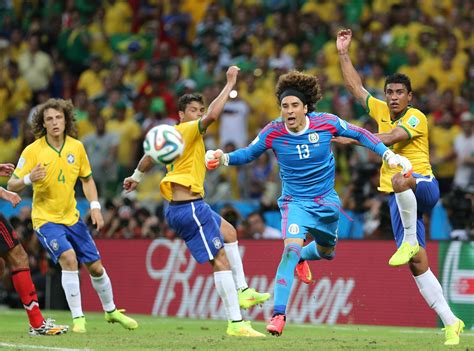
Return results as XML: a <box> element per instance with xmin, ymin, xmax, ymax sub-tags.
<box><xmin>81</xmin><ymin>239</ymin><xmax>440</xmax><ymax>327</ymax></box>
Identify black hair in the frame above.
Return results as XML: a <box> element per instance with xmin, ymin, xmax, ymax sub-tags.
<box><xmin>178</xmin><ymin>93</ymin><xmax>204</xmax><ymax>112</ymax></box>
<box><xmin>384</xmin><ymin>73</ymin><xmax>412</xmax><ymax>93</ymax></box>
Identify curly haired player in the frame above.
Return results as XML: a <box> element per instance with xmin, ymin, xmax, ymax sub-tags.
<box><xmin>8</xmin><ymin>99</ymin><xmax>137</xmax><ymax>333</ymax></box>
<box><xmin>206</xmin><ymin>70</ymin><xmax>411</xmax><ymax>336</ymax></box>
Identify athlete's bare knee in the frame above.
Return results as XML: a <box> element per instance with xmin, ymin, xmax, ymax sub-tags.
<box><xmin>221</xmin><ymin>218</ymin><xmax>237</xmax><ymax>243</ymax></box>
<box><xmin>392</xmin><ymin>173</ymin><xmax>409</xmax><ymax>192</ymax></box>
<box><xmin>59</xmin><ymin>250</ymin><xmax>78</xmax><ymax>270</ymax></box>
<box><xmin>211</xmin><ymin>249</ymin><xmax>230</xmax><ymax>272</ymax></box>
<box><xmin>5</xmin><ymin>244</ymin><xmax>29</xmax><ymax>270</ymax></box>
<box><xmin>86</xmin><ymin>260</ymin><xmax>104</xmax><ymax>277</ymax></box>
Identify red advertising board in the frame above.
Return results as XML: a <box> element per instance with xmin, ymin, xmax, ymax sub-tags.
<box><xmin>81</xmin><ymin>240</ymin><xmax>438</xmax><ymax>327</ymax></box>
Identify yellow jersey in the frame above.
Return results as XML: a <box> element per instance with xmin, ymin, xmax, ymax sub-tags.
<box><xmin>367</xmin><ymin>95</ymin><xmax>432</xmax><ymax>193</ymax></box>
<box><xmin>13</xmin><ymin>136</ymin><xmax>92</xmax><ymax>228</ymax></box>
<box><xmin>160</xmin><ymin>120</ymin><xmax>205</xmax><ymax>201</ymax></box>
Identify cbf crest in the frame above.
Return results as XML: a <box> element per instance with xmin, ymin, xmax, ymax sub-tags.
<box><xmin>50</xmin><ymin>239</ymin><xmax>59</xmax><ymax>251</ymax></box>
<box><xmin>212</xmin><ymin>237</ymin><xmax>222</xmax><ymax>249</ymax></box>
<box><xmin>308</xmin><ymin>132</ymin><xmax>319</xmax><ymax>143</ymax></box>
<box><xmin>67</xmin><ymin>153</ymin><xmax>75</xmax><ymax>164</ymax></box>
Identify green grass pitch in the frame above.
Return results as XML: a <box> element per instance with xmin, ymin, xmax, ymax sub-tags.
<box><xmin>0</xmin><ymin>309</ymin><xmax>472</xmax><ymax>350</ymax></box>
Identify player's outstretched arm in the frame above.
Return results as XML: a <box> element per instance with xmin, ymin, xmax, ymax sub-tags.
<box><xmin>205</xmin><ymin>149</ymin><xmax>228</xmax><ymax>170</ymax></box>
<box><xmin>7</xmin><ymin>163</ymin><xmax>46</xmax><ymax>192</ymax></box>
<box><xmin>0</xmin><ymin>187</ymin><xmax>21</xmax><ymax>207</ymax></box>
<box><xmin>200</xmin><ymin>66</ymin><xmax>240</xmax><ymax>131</ymax></box>
<box><xmin>81</xmin><ymin>176</ymin><xmax>104</xmax><ymax>230</ymax></box>
<box><xmin>336</xmin><ymin>29</ymin><xmax>370</xmax><ymax>109</ymax></box>
<box><xmin>123</xmin><ymin>154</ymin><xmax>155</xmax><ymax>192</ymax></box>
<box><xmin>372</xmin><ymin>128</ymin><xmax>410</xmax><ymax>147</ymax></box>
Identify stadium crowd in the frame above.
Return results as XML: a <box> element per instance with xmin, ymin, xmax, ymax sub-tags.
<box><xmin>0</xmin><ymin>0</ymin><xmax>472</xmax><ymax>251</ymax></box>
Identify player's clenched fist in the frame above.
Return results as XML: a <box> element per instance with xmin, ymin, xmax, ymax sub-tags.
<box><xmin>205</xmin><ymin>149</ymin><xmax>228</xmax><ymax>170</ymax></box>
<box><xmin>336</xmin><ymin>29</ymin><xmax>352</xmax><ymax>55</ymax></box>
<box><xmin>383</xmin><ymin>150</ymin><xmax>413</xmax><ymax>178</ymax></box>
<box><xmin>30</xmin><ymin>163</ymin><xmax>47</xmax><ymax>182</ymax></box>
<box><xmin>226</xmin><ymin>66</ymin><xmax>240</xmax><ymax>86</ymax></box>
<box><xmin>0</xmin><ymin>163</ymin><xmax>15</xmax><ymax>177</ymax></box>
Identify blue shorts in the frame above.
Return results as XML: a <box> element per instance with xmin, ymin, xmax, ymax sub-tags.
<box><xmin>36</xmin><ymin>219</ymin><xmax>101</xmax><ymax>264</ymax></box>
<box><xmin>278</xmin><ymin>189</ymin><xmax>340</xmax><ymax>248</ymax></box>
<box><xmin>165</xmin><ymin>199</ymin><xmax>223</xmax><ymax>264</ymax></box>
<box><xmin>389</xmin><ymin>173</ymin><xmax>439</xmax><ymax>248</ymax></box>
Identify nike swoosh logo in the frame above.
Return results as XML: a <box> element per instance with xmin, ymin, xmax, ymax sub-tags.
<box><xmin>43</xmin><ymin>163</ymin><xmax>50</xmax><ymax>166</ymax></box>
<box><xmin>71</xmin><ymin>293</ymin><xmax>79</xmax><ymax>297</ymax></box>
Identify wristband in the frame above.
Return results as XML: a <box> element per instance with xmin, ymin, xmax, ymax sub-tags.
<box><xmin>23</xmin><ymin>174</ymin><xmax>32</xmax><ymax>186</ymax></box>
<box><xmin>90</xmin><ymin>201</ymin><xmax>101</xmax><ymax>210</ymax></box>
<box><xmin>222</xmin><ymin>153</ymin><xmax>229</xmax><ymax>166</ymax></box>
<box><xmin>131</xmin><ymin>169</ymin><xmax>144</xmax><ymax>183</ymax></box>
<box><xmin>382</xmin><ymin>150</ymin><xmax>394</xmax><ymax>162</ymax></box>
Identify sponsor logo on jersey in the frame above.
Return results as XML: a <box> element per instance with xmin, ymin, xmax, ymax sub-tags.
<box><xmin>406</xmin><ymin>115</ymin><xmax>420</xmax><ymax>128</ymax></box>
<box><xmin>308</xmin><ymin>133</ymin><xmax>319</xmax><ymax>143</ymax></box>
<box><xmin>288</xmin><ymin>224</ymin><xmax>300</xmax><ymax>235</ymax></box>
<box><xmin>67</xmin><ymin>153</ymin><xmax>75</xmax><ymax>164</ymax></box>
<box><xmin>50</xmin><ymin>239</ymin><xmax>59</xmax><ymax>251</ymax></box>
<box><xmin>17</xmin><ymin>157</ymin><xmax>25</xmax><ymax>169</ymax></box>
<box><xmin>212</xmin><ymin>237</ymin><xmax>222</xmax><ymax>250</ymax></box>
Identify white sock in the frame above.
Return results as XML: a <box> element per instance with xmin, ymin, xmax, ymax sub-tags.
<box><xmin>214</xmin><ymin>270</ymin><xmax>242</xmax><ymax>321</ymax></box>
<box><xmin>395</xmin><ymin>189</ymin><xmax>418</xmax><ymax>245</ymax></box>
<box><xmin>224</xmin><ymin>241</ymin><xmax>248</xmax><ymax>291</ymax></box>
<box><xmin>90</xmin><ymin>268</ymin><xmax>116</xmax><ymax>312</ymax></box>
<box><xmin>61</xmin><ymin>270</ymin><xmax>83</xmax><ymax>319</ymax></box>
<box><xmin>414</xmin><ymin>269</ymin><xmax>457</xmax><ymax>326</ymax></box>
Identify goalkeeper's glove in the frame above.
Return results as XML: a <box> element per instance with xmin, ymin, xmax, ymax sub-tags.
<box><xmin>383</xmin><ymin>150</ymin><xmax>413</xmax><ymax>177</ymax></box>
<box><xmin>205</xmin><ymin>149</ymin><xmax>229</xmax><ymax>170</ymax></box>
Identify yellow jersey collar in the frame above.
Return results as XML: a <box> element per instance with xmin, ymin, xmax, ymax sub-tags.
<box><xmin>390</xmin><ymin>105</ymin><xmax>412</xmax><ymax>124</ymax></box>
<box><xmin>45</xmin><ymin>135</ymin><xmax>66</xmax><ymax>155</ymax></box>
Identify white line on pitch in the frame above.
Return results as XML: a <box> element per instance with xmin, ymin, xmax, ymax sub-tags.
<box><xmin>0</xmin><ymin>342</ymin><xmax>93</xmax><ymax>351</ymax></box>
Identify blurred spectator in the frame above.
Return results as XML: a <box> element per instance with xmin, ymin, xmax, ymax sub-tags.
<box><xmin>246</xmin><ymin>211</ymin><xmax>281</xmax><ymax>240</ymax></box>
<box><xmin>18</xmin><ymin>34</ymin><xmax>53</xmax><ymax>93</ymax></box>
<box><xmin>443</xmin><ymin>188</ymin><xmax>473</xmax><ymax>241</ymax></box>
<box><xmin>5</xmin><ymin>61</ymin><xmax>32</xmax><ymax>118</ymax></box>
<box><xmin>57</xmin><ymin>9</ymin><xmax>91</xmax><ymax>74</ymax></box>
<box><xmin>218</xmin><ymin>95</ymin><xmax>250</xmax><ymax>148</ymax></box>
<box><xmin>77</xmin><ymin>55</ymin><xmax>107</xmax><ymax>99</ymax></box>
<box><xmin>106</xmin><ymin>101</ymin><xmax>141</xmax><ymax>182</ymax></box>
<box><xmin>453</xmin><ymin>112</ymin><xmax>474</xmax><ymax>192</ymax></box>
<box><xmin>0</xmin><ymin>120</ymin><xmax>22</xmax><ymax>185</ymax></box>
<box><xmin>430</xmin><ymin>110</ymin><xmax>460</xmax><ymax>195</ymax></box>
<box><xmin>104</xmin><ymin>0</ymin><xmax>133</xmax><ymax>36</ymax></box>
<box><xmin>82</xmin><ymin>116</ymin><xmax>119</xmax><ymax>199</ymax></box>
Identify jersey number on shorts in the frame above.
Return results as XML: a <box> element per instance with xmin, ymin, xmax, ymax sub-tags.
<box><xmin>58</xmin><ymin>169</ymin><xmax>66</xmax><ymax>183</ymax></box>
<box><xmin>296</xmin><ymin>144</ymin><xmax>310</xmax><ymax>159</ymax></box>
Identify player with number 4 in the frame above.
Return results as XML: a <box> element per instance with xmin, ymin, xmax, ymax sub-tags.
<box><xmin>205</xmin><ymin>70</ymin><xmax>412</xmax><ymax>336</ymax></box>
<box><xmin>8</xmin><ymin>99</ymin><xmax>138</xmax><ymax>334</ymax></box>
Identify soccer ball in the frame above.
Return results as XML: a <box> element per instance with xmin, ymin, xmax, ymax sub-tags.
<box><xmin>143</xmin><ymin>124</ymin><xmax>184</xmax><ymax>164</ymax></box>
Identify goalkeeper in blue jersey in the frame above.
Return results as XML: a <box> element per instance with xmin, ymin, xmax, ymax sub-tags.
<box><xmin>205</xmin><ymin>70</ymin><xmax>411</xmax><ymax>336</ymax></box>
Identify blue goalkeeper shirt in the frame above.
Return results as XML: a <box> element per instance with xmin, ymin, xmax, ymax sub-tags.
<box><xmin>228</xmin><ymin>112</ymin><xmax>388</xmax><ymax>199</ymax></box>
